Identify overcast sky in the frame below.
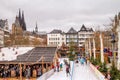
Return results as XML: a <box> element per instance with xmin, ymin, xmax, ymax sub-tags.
<box><xmin>0</xmin><ymin>0</ymin><xmax>120</xmax><ymax>32</ymax></box>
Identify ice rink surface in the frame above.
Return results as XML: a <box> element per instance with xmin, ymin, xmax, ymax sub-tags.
<box><xmin>47</xmin><ymin>62</ymin><xmax>99</xmax><ymax>80</ymax></box>
<box><xmin>73</xmin><ymin>63</ymin><xmax>99</xmax><ymax>80</ymax></box>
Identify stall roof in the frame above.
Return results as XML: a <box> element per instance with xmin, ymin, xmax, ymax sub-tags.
<box><xmin>0</xmin><ymin>47</ymin><xmax>57</xmax><ymax>64</ymax></box>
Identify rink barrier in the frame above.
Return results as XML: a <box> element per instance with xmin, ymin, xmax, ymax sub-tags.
<box><xmin>70</xmin><ymin>61</ymin><xmax>74</xmax><ymax>80</ymax></box>
<box><xmin>37</xmin><ymin>69</ymin><xmax>54</xmax><ymax>80</ymax></box>
<box><xmin>90</xmin><ymin>63</ymin><xmax>105</xmax><ymax>80</ymax></box>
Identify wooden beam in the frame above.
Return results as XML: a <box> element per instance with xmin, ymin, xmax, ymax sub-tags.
<box><xmin>19</xmin><ymin>63</ymin><xmax>22</xmax><ymax>80</ymax></box>
<box><xmin>46</xmin><ymin>63</ymin><xmax>48</xmax><ymax>71</ymax></box>
<box><xmin>0</xmin><ymin>61</ymin><xmax>51</xmax><ymax>64</ymax></box>
<box><xmin>42</xmin><ymin>56</ymin><xmax>44</xmax><ymax>74</ymax></box>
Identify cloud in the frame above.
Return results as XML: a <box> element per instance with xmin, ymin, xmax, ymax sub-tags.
<box><xmin>0</xmin><ymin>0</ymin><xmax>120</xmax><ymax>32</ymax></box>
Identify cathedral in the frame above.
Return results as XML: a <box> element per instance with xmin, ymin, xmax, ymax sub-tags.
<box><xmin>11</xmin><ymin>9</ymin><xmax>27</xmax><ymax>45</ymax></box>
<box><xmin>18</xmin><ymin>9</ymin><xmax>26</xmax><ymax>31</ymax></box>
<box><xmin>12</xmin><ymin>9</ymin><xmax>26</xmax><ymax>35</ymax></box>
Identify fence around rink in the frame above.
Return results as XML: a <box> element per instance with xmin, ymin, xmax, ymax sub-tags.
<box><xmin>70</xmin><ymin>61</ymin><xmax>75</xmax><ymax>80</ymax></box>
<box><xmin>90</xmin><ymin>63</ymin><xmax>105</xmax><ymax>80</ymax></box>
<box><xmin>37</xmin><ymin>69</ymin><xmax>54</xmax><ymax>80</ymax></box>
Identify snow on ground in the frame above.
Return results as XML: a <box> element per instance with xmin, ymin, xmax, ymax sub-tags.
<box><xmin>0</xmin><ymin>47</ymin><xmax>34</xmax><ymax>61</ymax></box>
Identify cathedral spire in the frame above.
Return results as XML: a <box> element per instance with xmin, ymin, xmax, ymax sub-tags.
<box><xmin>35</xmin><ymin>22</ymin><xmax>38</xmax><ymax>33</ymax></box>
<box><xmin>18</xmin><ymin>8</ymin><xmax>22</xmax><ymax>26</ymax></box>
<box><xmin>118</xmin><ymin>12</ymin><xmax>120</xmax><ymax>20</ymax></box>
<box><xmin>21</xmin><ymin>11</ymin><xmax>26</xmax><ymax>31</ymax></box>
<box><xmin>22</xmin><ymin>11</ymin><xmax>25</xmax><ymax>22</ymax></box>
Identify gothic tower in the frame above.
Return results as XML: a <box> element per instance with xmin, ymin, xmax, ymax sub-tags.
<box><xmin>18</xmin><ymin>9</ymin><xmax>22</xmax><ymax>26</ymax></box>
<box><xmin>18</xmin><ymin>9</ymin><xmax>26</xmax><ymax>31</ymax></box>
<box><xmin>21</xmin><ymin>11</ymin><xmax>26</xmax><ymax>31</ymax></box>
<box><xmin>35</xmin><ymin>22</ymin><xmax>38</xmax><ymax>33</ymax></box>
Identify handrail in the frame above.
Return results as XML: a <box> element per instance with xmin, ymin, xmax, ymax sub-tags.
<box><xmin>89</xmin><ymin>63</ymin><xmax>105</xmax><ymax>80</ymax></box>
<box><xmin>37</xmin><ymin>69</ymin><xmax>54</xmax><ymax>80</ymax></box>
<box><xmin>70</xmin><ymin>61</ymin><xmax>75</xmax><ymax>80</ymax></box>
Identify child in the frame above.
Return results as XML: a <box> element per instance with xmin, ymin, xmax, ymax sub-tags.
<box><xmin>60</xmin><ymin>63</ymin><xmax>63</xmax><ymax>71</ymax></box>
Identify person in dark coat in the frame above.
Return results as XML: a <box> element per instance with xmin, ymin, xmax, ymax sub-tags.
<box><xmin>66</xmin><ymin>65</ymin><xmax>70</xmax><ymax>77</ymax></box>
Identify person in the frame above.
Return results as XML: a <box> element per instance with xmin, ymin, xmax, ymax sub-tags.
<box><xmin>16</xmin><ymin>67</ymin><xmax>19</xmax><ymax>79</ymax></box>
<box><xmin>37</xmin><ymin>67</ymin><xmax>42</xmax><ymax>77</ymax></box>
<box><xmin>85</xmin><ymin>57</ymin><xmax>87</xmax><ymax>65</ymax></box>
<box><xmin>52</xmin><ymin>64</ymin><xmax>55</xmax><ymax>72</ymax></box>
<box><xmin>107</xmin><ymin>72</ymin><xmax>111</xmax><ymax>80</ymax></box>
<box><xmin>64</xmin><ymin>59</ymin><xmax>68</xmax><ymax>65</ymax></box>
<box><xmin>57</xmin><ymin>64</ymin><xmax>59</xmax><ymax>72</ymax></box>
<box><xmin>57</xmin><ymin>62</ymin><xmax>60</xmax><ymax>72</ymax></box>
<box><xmin>80</xmin><ymin>57</ymin><xmax>84</xmax><ymax>65</ymax></box>
<box><xmin>52</xmin><ymin>64</ymin><xmax>54</xmax><ymax>69</ymax></box>
<box><xmin>76</xmin><ymin>59</ymin><xmax>78</xmax><ymax>63</ymax></box>
<box><xmin>53</xmin><ymin>65</ymin><xmax>56</xmax><ymax>72</ymax></box>
<box><xmin>60</xmin><ymin>63</ymin><xmax>63</xmax><ymax>71</ymax></box>
<box><xmin>104</xmin><ymin>73</ymin><xmax>108</xmax><ymax>80</ymax></box>
<box><xmin>66</xmin><ymin>65</ymin><xmax>70</xmax><ymax>77</ymax></box>
<box><xmin>26</xmin><ymin>66</ymin><xmax>31</xmax><ymax>79</ymax></box>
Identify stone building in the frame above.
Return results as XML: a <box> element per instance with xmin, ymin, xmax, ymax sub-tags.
<box><xmin>47</xmin><ymin>29</ymin><xmax>66</xmax><ymax>47</ymax></box>
<box><xmin>0</xmin><ymin>19</ymin><xmax>10</xmax><ymax>47</ymax></box>
<box><xmin>66</xmin><ymin>27</ymin><xmax>78</xmax><ymax>46</ymax></box>
<box><xmin>11</xmin><ymin>9</ymin><xmax>27</xmax><ymax>45</ymax></box>
<box><xmin>78</xmin><ymin>24</ymin><xmax>94</xmax><ymax>47</ymax></box>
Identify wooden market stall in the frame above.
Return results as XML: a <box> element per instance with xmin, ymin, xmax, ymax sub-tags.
<box><xmin>0</xmin><ymin>47</ymin><xmax>58</xmax><ymax>79</ymax></box>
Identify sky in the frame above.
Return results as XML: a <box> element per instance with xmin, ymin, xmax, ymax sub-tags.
<box><xmin>0</xmin><ymin>0</ymin><xmax>120</xmax><ymax>32</ymax></box>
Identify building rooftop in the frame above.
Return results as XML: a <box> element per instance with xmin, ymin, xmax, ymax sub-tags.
<box><xmin>0</xmin><ymin>47</ymin><xmax>57</xmax><ymax>64</ymax></box>
<box><xmin>67</xmin><ymin>27</ymin><xmax>77</xmax><ymax>34</ymax></box>
<box><xmin>78</xmin><ymin>24</ymin><xmax>94</xmax><ymax>32</ymax></box>
<box><xmin>50</xmin><ymin>29</ymin><xmax>62</xmax><ymax>34</ymax></box>
<box><xmin>12</xmin><ymin>47</ymin><xmax>57</xmax><ymax>63</ymax></box>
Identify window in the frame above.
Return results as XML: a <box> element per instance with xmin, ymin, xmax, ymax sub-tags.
<box><xmin>66</xmin><ymin>35</ymin><xmax>69</xmax><ymax>38</ymax></box>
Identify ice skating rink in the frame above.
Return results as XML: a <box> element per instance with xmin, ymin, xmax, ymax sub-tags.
<box><xmin>73</xmin><ymin>63</ymin><xmax>99</xmax><ymax>80</ymax></box>
<box><xmin>47</xmin><ymin>62</ymin><xmax>99</xmax><ymax>80</ymax></box>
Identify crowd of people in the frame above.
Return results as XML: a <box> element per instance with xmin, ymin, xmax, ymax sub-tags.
<box><xmin>52</xmin><ymin>62</ymin><xmax>63</xmax><ymax>72</ymax></box>
<box><xmin>0</xmin><ymin>64</ymin><xmax>44</xmax><ymax>79</ymax></box>
<box><xmin>51</xmin><ymin>59</ymin><xmax>71</xmax><ymax>77</ymax></box>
